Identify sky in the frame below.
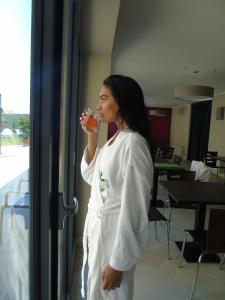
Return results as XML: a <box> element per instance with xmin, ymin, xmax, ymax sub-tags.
<box><xmin>0</xmin><ymin>0</ymin><xmax>31</xmax><ymax>114</ymax></box>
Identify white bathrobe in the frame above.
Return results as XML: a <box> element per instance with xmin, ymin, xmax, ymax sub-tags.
<box><xmin>80</xmin><ymin>130</ymin><xmax>153</xmax><ymax>300</ymax></box>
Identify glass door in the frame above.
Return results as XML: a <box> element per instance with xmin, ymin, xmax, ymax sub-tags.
<box><xmin>30</xmin><ymin>0</ymin><xmax>80</xmax><ymax>299</ymax></box>
<box><xmin>0</xmin><ymin>1</ymin><xmax>79</xmax><ymax>299</ymax></box>
<box><xmin>0</xmin><ymin>1</ymin><xmax>32</xmax><ymax>299</ymax></box>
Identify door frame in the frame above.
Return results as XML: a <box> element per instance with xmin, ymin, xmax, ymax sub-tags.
<box><xmin>59</xmin><ymin>0</ymin><xmax>81</xmax><ymax>298</ymax></box>
<box><xmin>30</xmin><ymin>0</ymin><xmax>63</xmax><ymax>299</ymax></box>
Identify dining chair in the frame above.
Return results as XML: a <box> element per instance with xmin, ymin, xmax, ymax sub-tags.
<box><xmin>166</xmin><ymin>170</ymin><xmax>196</xmax><ymax>224</ymax></box>
<box><xmin>152</xmin><ymin>143</ymin><xmax>161</xmax><ymax>160</ymax></box>
<box><xmin>148</xmin><ymin>207</ymin><xmax>171</xmax><ymax>259</ymax></box>
<box><xmin>161</xmin><ymin>147</ymin><xmax>174</xmax><ymax>160</ymax></box>
<box><xmin>204</xmin><ymin>151</ymin><xmax>224</xmax><ymax>176</ymax></box>
<box><xmin>173</xmin><ymin>155</ymin><xmax>182</xmax><ymax>165</ymax></box>
<box><xmin>178</xmin><ymin>208</ymin><xmax>225</xmax><ymax>300</ymax></box>
<box><xmin>204</xmin><ymin>151</ymin><xmax>218</xmax><ymax>168</ymax></box>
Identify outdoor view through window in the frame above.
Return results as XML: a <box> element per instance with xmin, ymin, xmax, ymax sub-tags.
<box><xmin>0</xmin><ymin>1</ymin><xmax>31</xmax><ymax>299</ymax></box>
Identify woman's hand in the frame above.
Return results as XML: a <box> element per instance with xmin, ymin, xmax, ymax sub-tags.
<box><xmin>101</xmin><ymin>265</ymin><xmax>123</xmax><ymax>291</ymax></box>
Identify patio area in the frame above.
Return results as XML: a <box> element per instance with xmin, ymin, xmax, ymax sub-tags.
<box><xmin>0</xmin><ymin>145</ymin><xmax>29</xmax><ymax>300</ymax></box>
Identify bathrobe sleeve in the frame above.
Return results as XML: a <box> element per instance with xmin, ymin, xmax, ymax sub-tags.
<box><xmin>80</xmin><ymin>145</ymin><xmax>100</xmax><ymax>186</ymax></box>
<box><xmin>109</xmin><ymin>137</ymin><xmax>153</xmax><ymax>271</ymax></box>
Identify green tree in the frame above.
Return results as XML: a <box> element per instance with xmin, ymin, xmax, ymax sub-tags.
<box><xmin>18</xmin><ymin>116</ymin><xmax>30</xmax><ymax>139</ymax></box>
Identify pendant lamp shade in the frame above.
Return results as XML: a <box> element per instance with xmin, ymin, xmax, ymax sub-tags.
<box><xmin>174</xmin><ymin>85</ymin><xmax>214</xmax><ymax>101</ymax></box>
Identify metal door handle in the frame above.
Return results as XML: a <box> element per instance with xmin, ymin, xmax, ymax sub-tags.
<box><xmin>58</xmin><ymin>192</ymin><xmax>78</xmax><ymax>229</ymax></box>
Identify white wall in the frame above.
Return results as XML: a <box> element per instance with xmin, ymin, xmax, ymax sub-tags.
<box><xmin>75</xmin><ymin>54</ymin><xmax>111</xmax><ymax>240</ymax></box>
<box><xmin>170</xmin><ymin>94</ymin><xmax>225</xmax><ymax>163</ymax></box>
<box><xmin>208</xmin><ymin>93</ymin><xmax>225</xmax><ymax>156</ymax></box>
<box><xmin>170</xmin><ymin>105</ymin><xmax>191</xmax><ymax>158</ymax></box>
<box><xmin>75</xmin><ymin>0</ymin><xmax>121</xmax><ymax>241</ymax></box>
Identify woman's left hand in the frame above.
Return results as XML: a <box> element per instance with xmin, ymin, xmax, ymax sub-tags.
<box><xmin>101</xmin><ymin>264</ymin><xmax>123</xmax><ymax>290</ymax></box>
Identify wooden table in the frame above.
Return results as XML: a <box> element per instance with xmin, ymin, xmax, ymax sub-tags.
<box><xmin>151</xmin><ymin>160</ymin><xmax>183</xmax><ymax>206</ymax></box>
<box><xmin>160</xmin><ymin>181</ymin><xmax>225</xmax><ymax>262</ymax></box>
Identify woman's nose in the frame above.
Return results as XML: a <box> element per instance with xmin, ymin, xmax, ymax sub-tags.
<box><xmin>96</xmin><ymin>102</ymin><xmax>101</xmax><ymax>111</ymax></box>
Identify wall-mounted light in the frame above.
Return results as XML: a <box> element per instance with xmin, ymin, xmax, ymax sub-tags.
<box><xmin>149</xmin><ymin>109</ymin><xmax>167</xmax><ymax>117</ymax></box>
<box><xmin>216</xmin><ymin>106</ymin><xmax>225</xmax><ymax>120</ymax></box>
<box><xmin>174</xmin><ymin>85</ymin><xmax>214</xmax><ymax>101</ymax></box>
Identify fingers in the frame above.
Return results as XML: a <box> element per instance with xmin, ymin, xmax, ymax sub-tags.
<box><xmin>79</xmin><ymin>110</ymin><xmax>88</xmax><ymax>123</ymax></box>
<box><xmin>101</xmin><ymin>278</ymin><xmax>121</xmax><ymax>291</ymax></box>
<box><xmin>101</xmin><ymin>269</ymin><xmax>105</xmax><ymax>288</ymax></box>
<box><xmin>103</xmin><ymin>282</ymin><xmax>120</xmax><ymax>291</ymax></box>
<box><xmin>79</xmin><ymin>108</ymin><xmax>88</xmax><ymax>121</ymax></box>
<box><xmin>101</xmin><ymin>265</ymin><xmax>122</xmax><ymax>291</ymax></box>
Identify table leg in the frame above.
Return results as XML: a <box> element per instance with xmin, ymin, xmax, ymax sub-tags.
<box><xmin>151</xmin><ymin>169</ymin><xmax>159</xmax><ymax>207</ymax></box>
<box><xmin>194</xmin><ymin>204</ymin><xmax>206</xmax><ymax>231</ymax></box>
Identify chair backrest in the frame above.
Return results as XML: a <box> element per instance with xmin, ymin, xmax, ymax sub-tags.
<box><xmin>205</xmin><ymin>151</ymin><xmax>218</xmax><ymax>168</ymax></box>
<box><xmin>207</xmin><ymin>209</ymin><xmax>225</xmax><ymax>253</ymax></box>
<box><xmin>152</xmin><ymin>143</ymin><xmax>159</xmax><ymax>154</ymax></box>
<box><xmin>190</xmin><ymin>160</ymin><xmax>211</xmax><ymax>182</ymax></box>
<box><xmin>162</xmin><ymin>147</ymin><xmax>174</xmax><ymax>159</ymax></box>
<box><xmin>173</xmin><ymin>155</ymin><xmax>182</xmax><ymax>165</ymax></box>
<box><xmin>167</xmin><ymin>169</ymin><xmax>195</xmax><ymax>181</ymax></box>
<box><xmin>152</xmin><ymin>144</ymin><xmax>161</xmax><ymax>161</ymax></box>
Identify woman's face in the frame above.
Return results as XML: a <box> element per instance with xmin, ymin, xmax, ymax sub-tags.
<box><xmin>97</xmin><ymin>85</ymin><xmax>119</xmax><ymax>123</ymax></box>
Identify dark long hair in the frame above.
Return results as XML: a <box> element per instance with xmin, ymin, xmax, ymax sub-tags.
<box><xmin>103</xmin><ymin>75</ymin><xmax>154</xmax><ymax>159</ymax></box>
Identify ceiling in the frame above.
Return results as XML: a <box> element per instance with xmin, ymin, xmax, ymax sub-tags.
<box><xmin>80</xmin><ymin>0</ymin><xmax>225</xmax><ymax>107</ymax></box>
<box><xmin>111</xmin><ymin>0</ymin><xmax>225</xmax><ymax>107</ymax></box>
<box><xmin>80</xmin><ymin>0</ymin><xmax>120</xmax><ymax>56</ymax></box>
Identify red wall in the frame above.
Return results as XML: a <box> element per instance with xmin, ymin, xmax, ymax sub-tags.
<box><xmin>107</xmin><ymin>122</ymin><xmax>118</xmax><ymax>140</ymax></box>
<box><xmin>107</xmin><ymin>107</ymin><xmax>172</xmax><ymax>148</ymax></box>
<box><xmin>146</xmin><ymin>107</ymin><xmax>172</xmax><ymax>148</ymax></box>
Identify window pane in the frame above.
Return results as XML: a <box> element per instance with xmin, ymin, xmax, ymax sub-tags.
<box><xmin>0</xmin><ymin>1</ymin><xmax>31</xmax><ymax>299</ymax></box>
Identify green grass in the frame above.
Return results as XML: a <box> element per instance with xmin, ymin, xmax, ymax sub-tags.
<box><xmin>1</xmin><ymin>136</ymin><xmax>23</xmax><ymax>146</ymax></box>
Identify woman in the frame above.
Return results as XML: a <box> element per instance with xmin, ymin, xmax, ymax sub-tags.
<box><xmin>80</xmin><ymin>75</ymin><xmax>153</xmax><ymax>300</ymax></box>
